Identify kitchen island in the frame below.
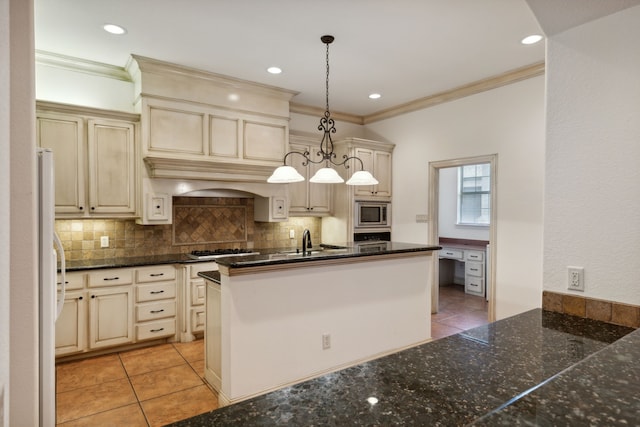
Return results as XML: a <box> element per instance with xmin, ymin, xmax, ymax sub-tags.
<box><xmin>198</xmin><ymin>242</ymin><xmax>439</xmax><ymax>406</ymax></box>
<box><xmin>170</xmin><ymin>309</ymin><xmax>637</xmax><ymax>426</ymax></box>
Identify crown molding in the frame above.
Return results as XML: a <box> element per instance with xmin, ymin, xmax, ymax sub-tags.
<box><xmin>35</xmin><ymin>50</ymin><xmax>132</xmax><ymax>82</ymax></box>
<box><xmin>363</xmin><ymin>61</ymin><xmax>545</xmax><ymax>124</ymax></box>
<box><xmin>292</xmin><ymin>62</ymin><xmax>544</xmax><ymax>125</ymax></box>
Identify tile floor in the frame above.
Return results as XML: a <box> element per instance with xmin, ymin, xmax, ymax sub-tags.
<box><xmin>431</xmin><ymin>283</ymin><xmax>490</xmax><ymax>340</ymax></box>
<box><xmin>55</xmin><ymin>340</ymin><xmax>218</xmax><ymax>426</ymax></box>
<box><xmin>55</xmin><ymin>285</ymin><xmax>487</xmax><ymax>426</ymax></box>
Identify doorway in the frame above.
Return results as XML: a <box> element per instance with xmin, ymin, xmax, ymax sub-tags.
<box><xmin>428</xmin><ymin>155</ymin><xmax>497</xmax><ymax>334</ymax></box>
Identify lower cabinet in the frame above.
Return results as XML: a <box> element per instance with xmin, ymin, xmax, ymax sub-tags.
<box><xmin>56</xmin><ymin>264</ymin><xmax>178</xmax><ymax>358</ymax></box>
<box><xmin>88</xmin><ymin>287</ymin><xmax>134</xmax><ymax>349</ymax></box>
<box><xmin>183</xmin><ymin>262</ymin><xmax>217</xmax><ymax>340</ymax></box>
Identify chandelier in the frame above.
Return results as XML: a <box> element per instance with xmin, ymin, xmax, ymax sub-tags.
<box><xmin>267</xmin><ymin>35</ymin><xmax>378</xmax><ymax>185</ymax></box>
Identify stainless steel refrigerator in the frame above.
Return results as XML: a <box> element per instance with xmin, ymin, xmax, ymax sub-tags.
<box><xmin>37</xmin><ymin>148</ymin><xmax>66</xmax><ymax>427</ymax></box>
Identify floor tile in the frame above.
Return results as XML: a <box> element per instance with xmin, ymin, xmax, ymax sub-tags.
<box><xmin>431</xmin><ymin>322</ymin><xmax>463</xmax><ymax>340</ymax></box>
<box><xmin>439</xmin><ymin>311</ymin><xmax>489</xmax><ymax>331</ymax></box>
<box><xmin>130</xmin><ymin>364</ymin><xmax>204</xmax><ymax>401</ymax></box>
<box><xmin>56</xmin><ymin>354</ymin><xmax>127</xmax><ymax>393</ymax></box>
<box><xmin>173</xmin><ymin>339</ymin><xmax>205</xmax><ymax>363</ymax></box>
<box><xmin>119</xmin><ymin>343</ymin><xmax>186</xmax><ymax>376</ymax></box>
<box><xmin>56</xmin><ymin>403</ymin><xmax>147</xmax><ymax>427</ymax></box>
<box><xmin>56</xmin><ymin>378</ymin><xmax>137</xmax><ymax>424</ymax></box>
<box><xmin>141</xmin><ymin>385</ymin><xmax>219</xmax><ymax>427</ymax></box>
<box><xmin>189</xmin><ymin>359</ymin><xmax>205</xmax><ymax>378</ymax></box>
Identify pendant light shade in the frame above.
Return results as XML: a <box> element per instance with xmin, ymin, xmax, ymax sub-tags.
<box><xmin>267</xmin><ymin>165</ymin><xmax>305</xmax><ymax>183</ymax></box>
<box><xmin>267</xmin><ymin>35</ymin><xmax>377</xmax><ymax>186</ymax></box>
<box><xmin>346</xmin><ymin>170</ymin><xmax>379</xmax><ymax>186</ymax></box>
<box><xmin>310</xmin><ymin>167</ymin><xmax>344</xmax><ymax>183</ymax></box>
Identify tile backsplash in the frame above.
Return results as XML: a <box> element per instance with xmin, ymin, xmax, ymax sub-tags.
<box><xmin>55</xmin><ymin>197</ymin><xmax>321</xmax><ymax>261</ymax></box>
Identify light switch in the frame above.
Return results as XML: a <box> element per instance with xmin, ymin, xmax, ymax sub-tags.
<box><xmin>100</xmin><ymin>236</ymin><xmax>109</xmax><ymax>248</ymax></box>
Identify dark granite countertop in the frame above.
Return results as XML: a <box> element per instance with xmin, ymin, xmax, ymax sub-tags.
<box><xmin>168</xmin><ymin>309</ymin><xmax>636</xmax><ymax>426</ymax></box>
<box><xmin>62</xmin><ymin>242</ymin><xmax>440</xmax><ymax>272</ymax></box>
<box><xmin>199</xmin><ymin>270</ymin><xmax>220</xmax><ymax>284</ymax></box>
<box><xmin>214</xmin><ymin>241</ymin><xmax>440</xmax><ymax>269</ymax></box>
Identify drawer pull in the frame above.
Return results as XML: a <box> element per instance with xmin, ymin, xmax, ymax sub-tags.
<box><xmin>150</xmin><ymin>273</ymin><xmax>165</xmax><ymax>277</ymax></box>
<box><xmin>470</xmin><ymin>268</ymin><xmax>479</xmax><ymax>272</ymax></box>
<box><xmin>150</xmin><ymin>309</ymin><xmax>165</xmax><ymax>314</ymax></box>
<box><xmin>150</xmin><ymin>290</ymin><xmax>165</xmax><ymax>294</ymax></box>
<box><xmin>103</xmin><ymin>277</ymin><xmax>120</xmax><ymax>281</ymax></box>
<box><xmin>469</xmin><ymin>283</ymin><xmax>479</xmax><ymax>288</ymax></box>
<box><xmin>150</xmin><ymin>328</ymin><xmax>165</xmax><ymax>333</ymax></box>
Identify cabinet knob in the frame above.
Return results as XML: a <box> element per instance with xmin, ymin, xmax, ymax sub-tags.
<box><xmin>91</xmin><ymin>295</ymin><xmax>96</xmax><ymax>299</ymax></box>
<box><xmin>91</xmin><ymin>207</ymin><xmax>95</xmax><ymax>211</ymax></box>
<box><xmin>79</xmin><ymin>206</ymin><xmax>84</xmax><ymax>211</ymax></box>
<box><xmin>78</xmin><ymin>296</ymin><xmax>83</xmax><ymax>300</ymax></box>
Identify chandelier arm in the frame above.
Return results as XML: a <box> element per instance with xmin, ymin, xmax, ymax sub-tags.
<box><xmin>333</xmin><ymin>155</ymin><xmax>365</xmax><ymax>170</ymax></box>
<box><xmin>282</xmin><ymin>150</ymin><xmax>311</xmax><ymax>167</ymax></box>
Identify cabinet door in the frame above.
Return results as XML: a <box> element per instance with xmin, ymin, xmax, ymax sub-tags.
<box><xmin>373</xmin><ymin>150</ymin><xmax>392</xmax><ymax>197</ymax></box>
<box><xmin>55</xmin><ymin>291</ymin><xmax>86</xmax><ymax>356</ymax></box>
<box><xmin>36</xmin><ymin>113</ymin><xmax>86</xmax><ymax>214</ymax></box>
<box><xmin>353</xmin><ymin>148</ymin><xmax>375</xmax><ymax>197</ymax></box>
<box><xmin>88</xmin><ymin>287</ymin><xmax>134</xmax><ymax>349</ymax></box>
<box><xmin>287</xmin><ymin>142</ymin><xmax>310</xmax><ymax>213</ymax></box>
<box><xmin>87</xmin><ymin>119</ymin><xmax>136</xmax><ymax>214</ymax></box>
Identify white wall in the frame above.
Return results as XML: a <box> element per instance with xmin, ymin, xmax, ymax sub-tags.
<box><xmin>438</xmin><ymin>166</ymin><xmax>490</xmax><ymax>241</ymax></box>
<box><xmin>366</xmin><ymin>76</ymin><xmax>546</xmax><ymax>319</ymax></box>
<box><xmin>4</xmin><ymin>0</ymin><xmax>39</xmax><ymax>425</ymax></box>
<box><xmin>543</xmin><ymin>5</ymin><xmax>640</xmax><ymax>305</ymax></box>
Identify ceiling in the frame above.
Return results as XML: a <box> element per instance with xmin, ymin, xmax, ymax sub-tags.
<box><xmin>32</xmin><ymin>0</ymin><xmax>637</xmax><ymax>117</ymax></box>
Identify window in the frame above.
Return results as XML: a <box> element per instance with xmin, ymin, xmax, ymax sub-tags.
<box><xmin>458</xmin><ymin>163</ymin><xmax>490</xmax><ymax>225</ymax></box>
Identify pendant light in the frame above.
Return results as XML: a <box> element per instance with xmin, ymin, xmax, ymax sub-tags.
<box><xmin>267</xmin><ymin>35</ymin><xmax>378</xmax><ymax>186</ymax></box>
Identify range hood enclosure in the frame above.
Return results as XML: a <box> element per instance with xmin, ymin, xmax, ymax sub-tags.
<box><xmin>127</xmin><ymin>55</ymin><xmax>298</xmax><ymax>183</ymax></box>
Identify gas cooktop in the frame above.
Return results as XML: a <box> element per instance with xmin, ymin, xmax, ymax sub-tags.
<box><xmin>188</xmin><ymin>249</ymin><xmax>259</xmax><ymax>260</ymax></box>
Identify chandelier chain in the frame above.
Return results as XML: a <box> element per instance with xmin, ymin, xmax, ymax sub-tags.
<box><xmin>325</xmin><ymin>41</ymin><xmax>330</xmax><ymax>114</ymax></box>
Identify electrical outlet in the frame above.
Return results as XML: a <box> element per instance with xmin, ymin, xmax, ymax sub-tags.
<box><xmin>289</xmin><ymin>229</ymin><xmax>295</xmax><ymax>239</ymax></box>
<box><xmin>322</xmin><ymin>333</ymin><xmax>331</xmax><ymax>350</ymax></box>
<box><xmin>567</xmin><ymin>266</ymin><xmax>584</xmax><ymax>291</ymax></box>
<box><xmin>100</xmin><ymin>236</ymin><xmax>109</xmax><ymax>248</ymax></box>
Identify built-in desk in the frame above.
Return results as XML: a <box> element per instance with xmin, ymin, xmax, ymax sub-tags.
<box><xmin>438</xmin><ymin>239</ymin><xmax>489</xmax><ymax>297</ymax></box>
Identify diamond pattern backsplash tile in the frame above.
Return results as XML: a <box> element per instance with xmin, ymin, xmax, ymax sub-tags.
<box><xmin>55</xmin><ymin>196</ymin><xmax>321</xmax><ymax>261</ymax></box>
<box><xmin>173</xmin><ymin>205</ymin><xmax>248</xmax><ymax>245</ymax></box>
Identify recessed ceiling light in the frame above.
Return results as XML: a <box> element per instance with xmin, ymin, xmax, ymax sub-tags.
<box><xmin>521</xmin><ymin>34</ymin><xmax>543</xmax><ymax>45</ymax></box>
<box><xmin>103</xmin><ymin>23</ymin><xmax>127</xmax><ymax>35</ymax></box>
<box><xmin>267</xmin><ymin>66</ymin><xmax>282</xmax><ymax>74</ymax></box>
<box><xmin>368</xmin><ymin>93</ymin><xmax>381</xmax><ymax>100</ymax></box>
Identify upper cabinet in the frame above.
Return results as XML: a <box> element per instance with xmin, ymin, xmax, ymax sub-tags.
<box><xmin>352</xmin><ymin>147</ymin><xmax>393</xmax><ymax>199</ymax></box>
<box><xmin>288</xmin><ymin>135</ymin><xmax>332</xmax><ymax>216</ymax></box>
<box><xmin>128</xmin><ymin>55</ymin><xmax>297</xmax><ymax>182</ymax></box>
<box><xmin>335</xmin><ymin>138</ymin><xmax>395</xmax><ymax>201</ymax></box>
<box><xmin>36</xmin><ymin>102</ymin><xmax>139</xmax><ymax>218</ymax></box>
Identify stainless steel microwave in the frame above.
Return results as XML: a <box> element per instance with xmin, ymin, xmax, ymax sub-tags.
<box><xmin>355</xmin><ymin>201</ymin><xmax>390</xmax><ymax>228</ymax></box>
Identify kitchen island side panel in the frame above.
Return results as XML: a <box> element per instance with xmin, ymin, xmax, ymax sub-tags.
<box><xmin>219</xmin><ymin>254</ymin><xmax>431</xmax><ymax>402</ymax></box>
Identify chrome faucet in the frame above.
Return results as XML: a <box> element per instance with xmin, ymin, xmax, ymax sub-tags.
<box><xmin>302</xmin><ymin>229</ymin><xmax>313</xmax><ymax>254</ymax></box>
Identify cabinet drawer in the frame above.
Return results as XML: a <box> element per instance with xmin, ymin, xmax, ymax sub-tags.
<box><xmin>136</xmin><ymin>282</ymin><xmax>176</xmax><ymax>303</ymax></box>
<box><xmin>440</xmin><ymin>248</ymin><xmax>464</xmax><ymax>260</ymax></box>
<box><xmin>191</xmin><ymin>308</ymin><xmax>206</xmax><ymax>333</ymax></box>
<box><xmin>135</xmin><ymin>300</ymin><xmax>176</xmax><ymax>322</ymax></box>
<box><xmin>136</xmin><ymin>265</ymin><xmax>176</xmax><ymax>283</ymax></box>
<box><xmin>136</xmin><ymin>318</ymin><xmax>176</xmax><ymax>341</ymax></box>
<box><xmin>465</xmin><ymin>250</ymin><xmax>485</xmax><ymax>262</ymax></box>
<box><xmin>190</xmin><ymin>262</ymin><xmax>218</xmax><ymax>278</ymax></box>
<box><xmin>466</xmin><ymin>277</ymin><xmax>484</xmax><ymax>295</ymax></box>
<box><xmin>191</xmin><ymin>280</ymin><xmax>206</xmax><ymax>306</ymax></box>
<box><xmin>88</xmin><ymin>269</ymin><xmax>133</xmax><ymax>287</ymax></box>
<box><xmin>465</xmin><ymin>262</ymin><xmax>484</xmax><ymax>277</ymax></box>
<box><xmin>58</xmin><ymin>272</ymin><xmax>85</xmax><ymax>291</ymax></box>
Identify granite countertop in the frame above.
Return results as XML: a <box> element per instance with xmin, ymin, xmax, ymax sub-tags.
<box><xmin>62</xmin><ymin>242</ymin><xmax>440</xmax><ymax>271</ymax></box>
<box><xmin>169</xmin><ymin>309</ymin><xmax>637</xmax><ymax>426</ymax></box>
<box><xmin>214</xmin><ymin>242</ymin><xmax>441</xmax><ymax>269</ymax></box>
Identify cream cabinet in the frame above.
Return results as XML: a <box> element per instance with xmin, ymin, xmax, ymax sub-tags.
<box><xmin>36</xmin><ymin>103</ymin><xmax>138</xmax><ymax>218</ymax></box>
<box><xmin>204</xmin><ymin>279</ymin><xmax>222</xmax><ymax>391</ymax></box>
<box><xmin>181</xmin><ymin>262</ymin><xmax>217</xmax><ymax>341</ymax></box>
<box><xmin>288</xmin><ymin>136</ymin><xmax>332</xmax><ymax>216</ymax></box>
<box><xmin>352</xmin><ymin>147</ymin><xmax>393</xmax><ymax>199</ymax></box>
<box><xmin>55</xmin><ymin>264</ymin><xmax>179</xmax><ymax>358</ymax></box>
<box><xmin>134</xmin><ymin>265</ymin><xmax>177</xmax><ymax>341</ymax></box>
